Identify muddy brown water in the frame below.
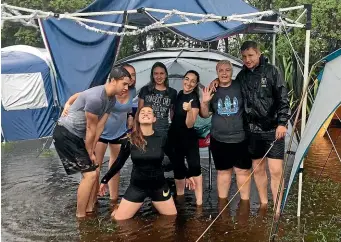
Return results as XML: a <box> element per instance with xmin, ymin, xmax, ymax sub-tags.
<box><xmin>1</xmin><ymin>128</ymin><xmax>340</xmax><ymax>242</ymax></box>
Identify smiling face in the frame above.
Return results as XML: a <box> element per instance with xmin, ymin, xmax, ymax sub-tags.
<box><xmin>124</xmin><ymin>65</ymin><xmax>136</xmax><ymax>88</ymax></box>
<box><xmin>153</xmin><ymin>66</ymin><xmax>167</xmax><ymax>86</ymax></box>
<box><xmin>241</xmin><ymin>47</ymin><xmax>261</xmax><ymax>70</ymax></box>
<box><xmin>138</xmin><ymin>106</ymin><xmax>156</xmax><ymax>124</ymax></box>
<box><xmin>183</xmin><ymin>72</ymin><xmax>198</xmax><ymax>93</ymax></box>
<box><xmin>217</xmin><ymin>63</ymin><xmax>233</xmax><ymax>85</ymax></box>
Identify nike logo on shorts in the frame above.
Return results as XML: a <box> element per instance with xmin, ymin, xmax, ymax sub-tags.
<box><xmin>163</xmin><ymin>189</ymin><xmax>170</xmax><ymax>197</ymax></box>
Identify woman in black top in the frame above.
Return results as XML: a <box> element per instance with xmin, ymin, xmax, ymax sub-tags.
<box><xmin>168</xmin><ymin>70</ymin><xmax>202</xmax><ymax>205</ymax></box>
<box><xmin>138</xmin><ymin>62</ymin><xmax>177</xmax><ymax>136</ymax></box>
<box><xmin>99</xmin><ymin>106</ymin><xmax>177</xmax><ymax>220</ymax></box>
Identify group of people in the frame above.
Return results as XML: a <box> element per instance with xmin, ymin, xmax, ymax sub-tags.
<box><xmin>53</xmin><ymin>40</ymin><xmax>289</xmax><ymax>220</ymax></box>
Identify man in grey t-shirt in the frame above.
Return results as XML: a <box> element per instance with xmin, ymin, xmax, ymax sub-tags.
<box><xmin>200</xmin><ymin>60</ymin><xmax>252</xmax><ymax>202</ymax></box>
<box><xmin>53</xmin><ymin>66</ymin><xmax>130</xmax><ymax>218</ymax></box>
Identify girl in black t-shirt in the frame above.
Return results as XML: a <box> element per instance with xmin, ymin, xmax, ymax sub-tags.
<box><xmin>168</xmin><ymin>70</ymin><xmax>203</xmax><ymax>206</ymax></box>
<box><xmin>98</xmin><ymin>106</ymin><xmax>177</xmax><ymax>220</ymax></box>
<box><xmin>138</xmin><ymin>62</ymin><xmax>177</xmax><ymax>135</ymax></box>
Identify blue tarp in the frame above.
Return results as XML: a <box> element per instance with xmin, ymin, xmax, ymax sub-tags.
<box><xmin>1</xmin><ymin>50</ymin><xmax>59</xmax><ymax>141</ymax></box>
<box><xmin>41</xmin><ymin>0</ymin><xmax>276</xmax><ymax>105</ymax></box>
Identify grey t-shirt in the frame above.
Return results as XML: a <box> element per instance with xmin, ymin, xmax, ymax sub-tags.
<box><xmin>209</xmin><ymin>81</ymin><xmax>245</xmax><ymax>143</ymax></box>
<box><xmin>59</xmin><ymin>85</ymin><xmax>116</xmax><ymax>138</ymax></box>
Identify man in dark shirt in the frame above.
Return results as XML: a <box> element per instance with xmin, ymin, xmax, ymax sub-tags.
<box><xmin>238</xmin><ymin>41</ymin><xmax>289</xmax><ymax>214</ymax></box>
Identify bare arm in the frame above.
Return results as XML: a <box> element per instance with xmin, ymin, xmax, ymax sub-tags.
<box><xmin>62</xmin><ymin>92</ymin><xmax>80</xmax><ymax>116</ymax></box>
<box><xmin>67</xmin><ymin>92</ymin><xmax>80</xmax><ymax>105</ymax></box>
<box><xmin>92</xmin><ymin>113</ymin><xmax>109</xmax><ymax>151</ymax></box>
<box><xmin>199</xmin><ymin>87</ymin><xmax>214</xmax><ymax>118</ymax></box>
<box><xmin>185</xmin><ymin>108</ymin><xmax>199</xmax><ymax>128</ymax></box>
<box><xmin>85</xmin><ymin>112</ymin><xmax>99</xmax><ymax>156</ymax></box>
<box><xmin>200</xmin><ymin>102</ymin><xmax>212</xmax><ymax>118</ymax></box>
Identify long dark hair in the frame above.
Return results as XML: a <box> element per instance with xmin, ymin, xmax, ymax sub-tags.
<box><xmin>184</xmin><ymin>70</ymin><xmax>200</xmax><ymax>97</ymax></box>
<box><xmin>122</xmin><ymin>63</ymin><xmax>136</xmax><ymax>89</ymax></box>
<box><xmin>148</xmin><ymin>62</ymin><xmax>169</xmax><ymax>92</ymax></box>
<box><xmin>129</xmin><ymin>106</ymin><xmax>154</xmax><ymax>151</ymax></box>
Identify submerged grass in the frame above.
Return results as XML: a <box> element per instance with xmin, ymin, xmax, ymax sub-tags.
<box><xmin>277</xmin><ymin>175</ymin><xmax>341</xmax><ymax>241</ymax></box>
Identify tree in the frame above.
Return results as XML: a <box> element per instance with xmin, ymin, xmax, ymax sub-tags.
<box><xmin>1</xmin><ymin>0</ymin><xmax>92</xmax><ymax>47</ymax></box>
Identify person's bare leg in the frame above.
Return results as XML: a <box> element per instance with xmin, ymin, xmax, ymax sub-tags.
<box><xmin>252</xmin><ymin>158</ymin><xmax>268</xmax><ymax>204</ymax></box>
<box><xmin>77</xmin><ymin>170</ymin><xmax>97</xmax><ymax>217</ymax></box>
<box><xmin>113</xmin><ymin>198</ymin><xmax>143</xmax><ymax>220</ymax></box>
<box><xmin>193</xmin><ymin>175</ymin><xmax>203</xmax><ymax>205</ymax></box>
<box><xmin>174</xmin><ymin>179</ymin><xmax>185</xmax><ymax>196</ymax></box>
<box><xmin>86</xmin><ymin>167</ymin><xmax>101</xmax><ymax>213</ymax></box>
<box><xmin>234</xmin><ymin>167</ymin><xmax>251</xmax><ymax>200</ymax></box>
<box><xmin>268</xmin><ymin>158</ymin><xmax>284</xmax><ymax>215</ymax></box>
<box><xmin>86</xmin><ymin>142</ymin><xmax>107</xmax><ymax>212</ymax></box>
<box><xmin>152</xmin><ymin>198</ymin><xmax>177</xmax><ymax>216</ymax></box>
<box><xmin>217</xmin><ymin>169</ymin><xmax>233</xmax><ymax>199</ymax></box>
<box><xmin>108</xmin><ymin>144</ymin><xmax>121</xmax><ymax>201</ymax></box>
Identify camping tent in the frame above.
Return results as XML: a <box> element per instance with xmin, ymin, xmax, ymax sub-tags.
<box><xmin>115</xmin><ymin>48</ymin><xmax>243</xmax><ymax>94</ymax></box>
<box><xmin>1</xmin><ymin>45</ymin><xmax>60</xmax><ymax>142</ymax></box>
<box><xmin>39</xmin><ymin>0</ymin><xmax>282</xmax><ymax>106</ymax></box>
<box><xmin>283</xmin><ymin>48</ymin><xmax>341</xmax><ymax>206</ymax></box>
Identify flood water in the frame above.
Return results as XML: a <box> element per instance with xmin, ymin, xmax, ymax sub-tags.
<box><xmin>1</xmin><ymin>128</ymin><xmax>341</xmax><ymax>242</ymax></box>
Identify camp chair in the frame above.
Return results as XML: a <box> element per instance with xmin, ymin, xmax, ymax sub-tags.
<box><xmin>194</xmin><ymin>116</ymin><xmax>213</xmax><ymax>190</ymax></box>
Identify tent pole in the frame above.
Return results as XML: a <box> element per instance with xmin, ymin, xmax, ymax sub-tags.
<box><xmin>38</xmin><ymin>18</ymin><xmax>60</xmax><ymax>107</ymax></box>
<box><xmin>272</xmin><ymin>33</ymin><xmax>276</xmax><ymax>65</ymax></box>
<box><xmin>297</xmin><ymin>4</ymin><xmax>312</xmax><ymax>217</ymax></box>
<box><xmin>113</xmin><ymin>11</ymin><xmax>129</xmax><ymax>66</ymax></box>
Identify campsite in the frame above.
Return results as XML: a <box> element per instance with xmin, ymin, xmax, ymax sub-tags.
<box><xmin>1</xmin><ymin>0</ymin><xmax>340</xmax><ymax>241</ymax></box>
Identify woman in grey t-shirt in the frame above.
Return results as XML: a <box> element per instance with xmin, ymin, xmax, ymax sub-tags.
<box><xmin>200</xmin><ymin>60</ymin><xmax>252</xmax><ymax>202</ymax></box>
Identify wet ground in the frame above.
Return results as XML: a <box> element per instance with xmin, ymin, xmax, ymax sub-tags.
<box><xmin>1</xmin><ymin>128</ymin><xmax>341</xmax><ymax>242</ymax></box>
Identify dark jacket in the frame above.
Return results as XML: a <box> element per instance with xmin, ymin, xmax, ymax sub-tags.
<box><xmin>237</xmin><ymin>55</ymin><xmax>290</xmax><ymax>132</ymax></box>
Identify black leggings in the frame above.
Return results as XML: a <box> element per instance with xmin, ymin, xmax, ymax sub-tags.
<box><xmin>172</xmin><ymin>136</ymin><xmax>201</xmax><ymax>180</ymax></box>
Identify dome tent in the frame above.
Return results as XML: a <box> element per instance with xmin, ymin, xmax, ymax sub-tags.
<box><xmin>1</xmin><ymin>45</ymin><xmax>59</xmax><ymax>142</ymax></box>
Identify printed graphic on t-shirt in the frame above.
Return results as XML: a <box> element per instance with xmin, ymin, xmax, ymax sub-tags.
<box><xmin>145</xmin><ymin>93</ymin><xmax>171</xmax><ymax>119</ymax></box>
<box><xmin>217</xmin><ymin>95</ymin><xmax>238</xmax><ymax>116</ymax></box>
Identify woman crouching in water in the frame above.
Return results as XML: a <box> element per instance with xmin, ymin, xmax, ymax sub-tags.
<box><xmin>99</xmin><ymin>106</ymin><xmax>177</xmax><ymax>220</ymax></box>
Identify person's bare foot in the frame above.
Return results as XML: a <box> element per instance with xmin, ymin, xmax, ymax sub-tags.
<box><xmin>76</xmin><ymin>212</ymin><xmax>86</xmax><ymax>218</ymax></box>
<box><xmin>111</xmin><ymin>207</ymin><xmax>118</xmax><ymax>218</ymax></box>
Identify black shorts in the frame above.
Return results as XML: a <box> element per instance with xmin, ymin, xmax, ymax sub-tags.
<box><xmin>248</xmin><ymin>131</ymin><xmax>285</xmax><ymax>160</ymax></box>
<box><xmin>210</xmin><ymin>136</ymin><xmax>252</xmax><ymax>170</ymax></box>
<box><xmin>123</xmin><ymin>183</ymin><xmax>172</xmax><ymax>203</ymax></box>
<box><xmin>98</xmin><ymin>133</ymin><xmax>127</xmax><ymax>144</ymax></box>
<box><xmin>172</xmin><ymin>135</ymin><xmax>201</xmax><ymax>179</ymax></box>
<box><xmin>53</xmin><ymin>124</ymin><xmax>98</xmax><ymax>175</ymax></box>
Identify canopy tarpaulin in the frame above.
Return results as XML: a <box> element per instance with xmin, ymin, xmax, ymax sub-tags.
<box><xmin>283</xmin><ymin>48</ymin><xmax>341</xmax><ymax>206</ymax></box>
<box><xmin>40</xmin><ymin>1</ymin><xmax>125</xmax><ymax>105</ymax></box>
<box><xmin>40</xmin><ymin>0</ymin><xmax>278</xmax><ymax>105</ymax></box>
